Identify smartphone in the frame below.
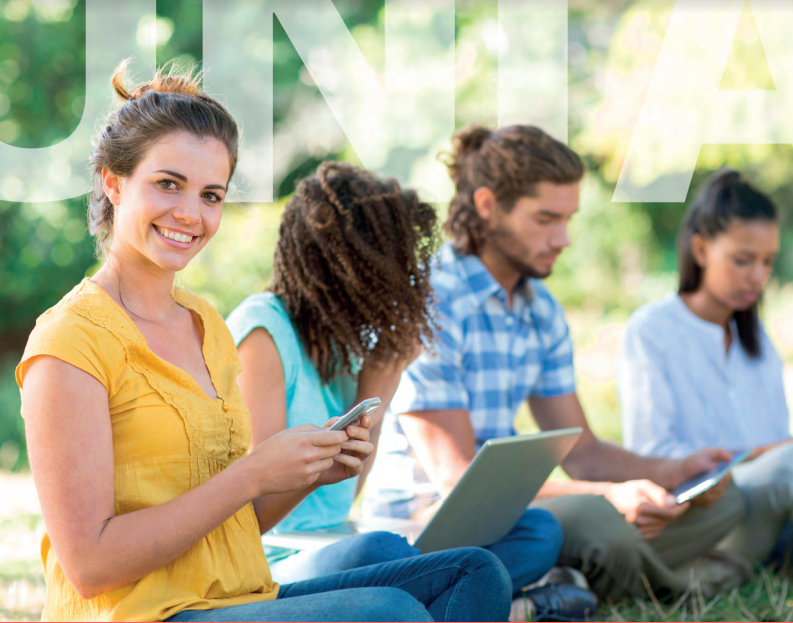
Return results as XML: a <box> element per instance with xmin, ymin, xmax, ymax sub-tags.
<box><xmin>672</xmin><ymin>449</ymin><xmax>751</xmax><ymax>505</ymax></box>
<box><xmin>328</xmin><ymin>397</ymin><xmax>381</xmax><ymax>431</ymax></box>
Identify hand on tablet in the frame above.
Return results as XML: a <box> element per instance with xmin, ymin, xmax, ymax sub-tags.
<box><xmin>689</xmin><ymin>473</ymin><xmax>732</xmax><ymax>507</ymax></box>
<box><xmin>676</xmin><ymin>448</ymin><xmax>733</xmax><ymax>487</ymax></box>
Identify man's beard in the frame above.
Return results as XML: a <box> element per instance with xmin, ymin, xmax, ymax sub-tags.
<box><xmin>487</xmin><ymin>223</ymin><xmax>552</xmax><ymax>279</ymax></box>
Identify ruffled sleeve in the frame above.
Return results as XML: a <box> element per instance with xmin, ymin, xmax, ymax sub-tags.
<box><xmin>16</xmin><ymin>299</ymin><xmax>124</xmax><ymax>399</ymax></box>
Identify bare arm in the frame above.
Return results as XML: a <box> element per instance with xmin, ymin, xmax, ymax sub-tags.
<box><xmin>398</xmin><ymin>409</ymin><xmax>476</xmax><ymax>498</ymax></box>
<box><xmin>353</xmin><ymin>357</ymin><xmax>416</xmax><ymax>495</ymax></box>
<box><xmin>529</xmin><ymin>393</ymin><xmax>681</xmax><ymax>490</ymax></box>
<box><xmin>397</xmin><ymin>396</ymin><xmax>733</xmax><ymax>540</ymax></box>
<box><xmin>237</xmin><ymin>328</ymin><xmax>319</xmax><ymax>532</ymax></box>
<box><xmin>237</xmin><ymin>329</ymin><xmax>375</xmax><ymax>532</ymax></box>
<box><xmin>747</xmin><ymin>437</ymin><xmax>793</xmax><ymax>461</ymax></box>
<box><xmin>397</xmin><ymin>398</ymin><xmax>676</xmax><ymax>499</ymax></box>
<box><xmin>529</xmin><ymin>393</ymin><xmax>730</xmax><ymax>492</ymax></box>
<box><xmin>23</xmin><ymin>355</ymin><xmax>346</xmax><ymax>600</ymax></box>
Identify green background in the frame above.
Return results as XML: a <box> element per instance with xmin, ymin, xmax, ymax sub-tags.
<box><xmin>1</xmin><ymin>0</ymin><xmax>792</xmax><ymax>471</ymax></box>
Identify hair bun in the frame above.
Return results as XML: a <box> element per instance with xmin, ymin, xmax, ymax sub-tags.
<box><xmin>453</xmin><ymin>124</ymin><xmax>492</xmax><ymax>154</ymax></box>
<box><xmin>440</xmin><ymin>125</ymin><xmax>493</xmax><ymax>185</ymax></box>
<box><xmin>711</xmin><ymin>168</ymin><xmax>741</xmax><ymax>188</ymax></box>
<box><xmin>111</xmin><ymin>58</ymin><xmax>203</xmax><ymax>102</ymax></box>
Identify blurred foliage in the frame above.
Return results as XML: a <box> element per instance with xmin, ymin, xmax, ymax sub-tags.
<box><xmin>3</xmin><ymin>0</ymin><xmax>793</xmax><ymax>470</ymax></box>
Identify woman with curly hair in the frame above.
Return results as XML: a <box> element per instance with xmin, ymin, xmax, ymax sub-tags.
<box><xmin>226</xmin><ymin>161</ymin><xmax>442</xmax><ymax>583</ymax></box>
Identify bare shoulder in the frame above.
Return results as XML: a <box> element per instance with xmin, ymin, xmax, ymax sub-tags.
<box><xmin>238</xmin><ymin>327</ymin><xmax>283</xmax><ymax>370</ymax></box>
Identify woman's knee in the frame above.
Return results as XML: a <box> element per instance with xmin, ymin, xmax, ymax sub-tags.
<box><xmin>352</xmin><ymin>531</ymin><xmax>420</xmax><ymax>565</ymax></box>
<box><xmin>454</xmin><ymin>547</ymin><xmax>512</xmax><ymax>590</ymax></box>
<box><xmin>357</xmin><ymin>588</ymin><xmax>432</xmax><ymax>622</ymax></box>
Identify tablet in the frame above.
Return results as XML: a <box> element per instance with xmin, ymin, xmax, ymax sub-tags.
<box><xmin>672</xmin><ymin>449</ymin><xmax>751</xmax><ymax>505</ymax></box>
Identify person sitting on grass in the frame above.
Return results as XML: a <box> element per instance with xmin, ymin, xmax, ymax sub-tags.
<box><xmin>14</xmin><ymin>62</ymin><xmax>512</xmax><ymax>623</ymax></box>
<box><xmin>226</xmin><ymin>162</ymin><xmax>577</xmax><ymax>620</ymax></box>
<box><xmin>619</xmin><ymin>168</ymin><xmax>793</xmax><ymax>578</ymax></box>
<box><xmin>362</xmin><ymin>123</ymin><xmax>745</xmax><ymax>609</ymax></box>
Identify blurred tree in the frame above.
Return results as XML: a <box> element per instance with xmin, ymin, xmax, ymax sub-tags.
<box><xmin>2</xmin><ymin>0</ymin><xmax>793</xmax><ymax>472</ymax></box>
<box><xmin>0</xmin><ymin>0</ymin><xmax>93</xmax><ymax>355</ymax></box>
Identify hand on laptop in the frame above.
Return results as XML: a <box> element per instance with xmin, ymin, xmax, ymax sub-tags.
<box><xmin>603</xmin><ymin>479</ymin><xmax>689</xmax><ymax>540</ymax></box>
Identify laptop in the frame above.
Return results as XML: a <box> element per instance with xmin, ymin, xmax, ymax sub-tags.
<box><xmin>262</xmin><ymin>427</ymin><xmax>582</xmax><ymax>554</ymax></box>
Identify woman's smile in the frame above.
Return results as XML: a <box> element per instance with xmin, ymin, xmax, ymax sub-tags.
<box><xmin>152</xmin><ymin>224</ymin><xmax>200</xmax><ymax>248</ymax></box>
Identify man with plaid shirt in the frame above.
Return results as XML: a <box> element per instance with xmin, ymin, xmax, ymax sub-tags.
<box><xmin>363</xmin><ymin>124</ymin><xmax>748</xmax><ymax>605</ymax></box>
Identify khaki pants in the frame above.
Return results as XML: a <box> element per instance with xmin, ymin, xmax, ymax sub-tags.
<box><xmin>532</xmin><ymin>483</ymin><xmax>745</xmax><ymax>602</ymax></box>
<box><xmin>719</xmin><ymin>442</ymin><xmax>793</xmax><ymax>564</ymax></box>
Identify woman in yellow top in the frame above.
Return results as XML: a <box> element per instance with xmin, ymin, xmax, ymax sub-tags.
<box><xmin>15</xmin><ymin>64</ymin><xmax>511</xmax><ymax>622</ymax></box>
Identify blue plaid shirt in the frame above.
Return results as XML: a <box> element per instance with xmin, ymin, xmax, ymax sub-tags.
<box><xmin>363</xmin><ymin>242</ymin><xmax>576</xmax><ymax>518</ymax></box>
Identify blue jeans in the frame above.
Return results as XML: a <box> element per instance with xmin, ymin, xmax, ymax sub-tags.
<box><xmin>269</xmin><ymin>509</ymin><xmax>562</xmax><ymax>597</ymax></box>
<box><xmin>268</xmin><ymin>531</ymin><xmax>421</xmax><ymax>585</ymax></box>
<box><xmin>166</xmin><ymin>547</ymin><xmax>511</xmax><ymax>622</ymax></box>
<box><xmin>487</xmin><ymin>508</ymin><xmax>563</xmax><ymax>594</ymax></box>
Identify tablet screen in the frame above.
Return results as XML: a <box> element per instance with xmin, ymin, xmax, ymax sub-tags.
<box><xmin>672</xmin><ymin>449</ymin><xmax>751</xmax><ymax>505</ymax></box>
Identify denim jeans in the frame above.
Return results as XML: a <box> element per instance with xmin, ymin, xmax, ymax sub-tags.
<box><xmin>268</xmin><ymin>531</ymin><xmax>422</xmax><ymax>585</ymax></box>
<box><xmin>166</xmin><ymin>547</ymin><xmax>511</xmax><ymax>622</ymax></box>
<box><xmin>486</xmin><ymin>508</ymin><xmax>563</xmax><ymax>594</ymax></box>
<box><xmin>269</xmin><ymin>508</ymin><xmax>562</xmax><ymax>597</ymax></box>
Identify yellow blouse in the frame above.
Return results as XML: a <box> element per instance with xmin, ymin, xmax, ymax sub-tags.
<box><xmin>15</xmin><ymin>279</ymin><xmax>278</xmax><ymax>622</ymax></box>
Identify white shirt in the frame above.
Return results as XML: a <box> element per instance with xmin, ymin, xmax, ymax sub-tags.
<box><xmin>618</xmin><ymin>293</ymin><xmax>790</xmax><ymax>458</ymax></box>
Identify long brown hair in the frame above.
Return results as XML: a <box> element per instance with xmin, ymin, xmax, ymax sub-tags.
<box><xmin>270</xmin><ymin>162</ymin><xmax>439</xmax><ymax>383</ymax></box>
<box><xmin>441</xmin><ymin>124</ymin><xmax>584</xmax><ymax>255</ymax></box>
<box><xmin>89</xmin><ymin>60</ymin><xmax>239</xmax><ymax>260</ymax></box>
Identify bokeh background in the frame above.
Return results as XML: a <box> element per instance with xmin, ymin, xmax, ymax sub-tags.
<box><xmin>3</xmin><ymin>0</ymin><xmax>793</xmax><ymax>619</ymax></box>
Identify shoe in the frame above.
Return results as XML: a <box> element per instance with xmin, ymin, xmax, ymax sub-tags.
<box><xmin>520</xmin><ymin>582</ymin><xmax>598</xmax><ymax>621</ymax></box>
<box><xmin>532</xmin><ymin>566</ymin><xmax>591</xmax><ymax>591</ymax></box>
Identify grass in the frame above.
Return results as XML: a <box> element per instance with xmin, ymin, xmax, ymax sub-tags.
<box><xmin>0</xmin><ymin>511</ymin><xmax>45</xmax><ymax>622</ymax></box>
<box><xmin>600</xmin><ymin>568</ymin><xmax>793</xmax><ymax>622</ymax></box>
<box><xmin>3</xmin><ymin>289</ymin><xmax>793</xmax><ymax>621</ymax></box>
<box><xmin>1</xmin><ymin>507</ymin><xmax>790</xmax><ymax>623</ymax></box>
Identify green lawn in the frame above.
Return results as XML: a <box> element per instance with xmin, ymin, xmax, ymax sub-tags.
<box><xmin>3</xmin><ymin>294</ymin><xmax>793</xmax><ymax>621</ymax></box>
<box><xmin>0</xmin><ymin>513</ymin><xmax>45</xmax><ymax>622</ymax></box>
<box><xmin>601</xmin><ymin>569</ymin><xmax>793</xmax><ymax>622</ymax></box>
<box><xmin>2</xmin><ymin>509</ymin><xmax>791</xmax><ymax>622</ymax></box>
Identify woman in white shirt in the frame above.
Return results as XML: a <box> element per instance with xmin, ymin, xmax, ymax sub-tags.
<box><xmin>618</xmin><ymin>168</ymin><xmax>792</xmax><ymax>567</ymax></box>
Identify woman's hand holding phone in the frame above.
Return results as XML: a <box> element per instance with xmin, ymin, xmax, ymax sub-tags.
<box><xmin>243</xmin><ymin>425</ymin><xmax>348</xmax><ymax>496</ymax></box>
<box><xmin>315</xmin><ymin>415</ymin><xmax>375</xmax><ymax>486</ymax></box>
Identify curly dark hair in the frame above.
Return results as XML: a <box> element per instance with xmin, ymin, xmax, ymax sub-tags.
<box><xmin>270</xmin><ymin>162</ymin><xmax>439</xmax><ymax>383</ymax></box>
<box><xmin>441</xmin><ymin>124</ymin><xmax>584</xmax><ymax>255</ymax></box>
